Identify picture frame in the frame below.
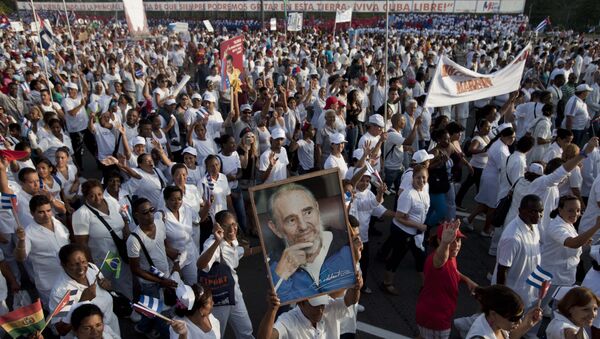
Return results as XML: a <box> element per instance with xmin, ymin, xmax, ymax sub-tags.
<box><xmin>248</xmin><ymin>168</ymin><xmax>358</xmax><ymax>305</ymax></box>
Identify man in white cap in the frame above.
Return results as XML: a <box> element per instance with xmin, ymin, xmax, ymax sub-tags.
<box><xmin>228</xmin><ymin>103</ymin><xmax>256</xmax><ymax>144</ymax></box>
<box><xmin>259</xmin><ymin>128</ymin><xmax>289</xmax><ymax>184</ymax></box>
<box><xmin>62</xmin><ymin>81</ymin><xmax>93</xmax><ymax>168</ymax></box>
<box><xmin>384</xmin><ymin>112</ymin><xmax>421</xmax><ymax>193</ymax></box>
<box><xmin>257</xmin><ymin>272</ymin><xmax>362</xmax><ymax>339</ymax></box>
<box><xmin>183</xmin><ymin>93</ymin><xmax>205</xmax><ymax>130</ymax></box>
<box><xmin>358</xmin><ymin>114</ymin><xmax>387</xmax><ymax>172</ymax></box>
<box><xmin>562</xmin><ymin>84</ymin><xmax>593</xmax><ymax>146</ymax></box>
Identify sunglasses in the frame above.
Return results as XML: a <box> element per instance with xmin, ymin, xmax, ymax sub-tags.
<box><xmin>505</xmin><ymin>312</ymin><xmax>524</xmax><ymax>323</ymax></box>
<box><xmin>139</xmin><ymin>207</ymin><xmax>156</xmax><ymax>215</ymax></box>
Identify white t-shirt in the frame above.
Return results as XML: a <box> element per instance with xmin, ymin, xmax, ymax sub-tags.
<box><xmin>561</xmin><ymin>96</ymin><xmax>590</xmax><ymax>130</ymax></box>
<box><xmin>62</xmin><ymin>94</ymin><xmax>89</xmax><ymax>132</ymax></box>
<box><xmin>169</xmin><ymin>315</ymin><xmax>220</xmax><ymax>339</ymax></box>
<box><xmin>579</xmin><ymin>174</ymin><xmax>600</xmax><ymax>243</ymax></box>
<box><xmin>94</xmin><ymin>123</ymin><xmax>118</xmax><ymax>161</ymax></box>
<box><xmin>393</xmin><ymin>188</ymin><xmax>430</xmax><ymax>235</ymax></box>
<box><xmin>296</xmin><ymin>139</ymin><xmax>314</xmax><ymax>170</ymax></box>
<box><xmin>358</xmin><ymin>132</ymin><xmax>381</xmax><ymax>171</ymax></box>
<box><xmin>218</xmin><ymin>152</ymin><xmax>241</xmax><ymax>190</ymax></box>
<box><xmin>162</xmin><ymin>206</ymin><xmax>199</xmax><ymax>268</ymax></box>
<box><xmin>259</xmin><ymin>149</ymin><xmax>289</xmax><ymax>183</ymax></box>
<box><xmin>126</xmin><ymin>220</ymin><xmax>170</xmax><ymax>282</ymax></box>
<box><xmin>273</xmin><ymin>298</ymin><xmax>351</xmax><ymax>339</ymax></box>
<box><xmin>540</xmin><ymin>216</ymin><xmax>582</xmax><ymax>286</ymax></box>
<box><xmin>324</xmin><ymin>154</ymin><xmax>348</xmax><ymax>179</ymax></box>
<box><xmin>201</xmin><ymin>173</ymin><xmax>231</xmax><ymax>221</ymax></box>
<box><xmin>383</xmin><ymin>129</ymin><xmax>405</xmax><ymax>171</ymax></box>
<box><xmin>125</xmin><ymin>168</ymin><xmax>167</xmax><ymax>208</ymax></box>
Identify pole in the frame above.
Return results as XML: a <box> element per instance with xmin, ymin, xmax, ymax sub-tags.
<box><xmin>284</xmin><ymin>0</ymin><xmax>287</xmax><ymax>37</ymax></box>
<box><xmin>261</xmin><ymin>0</ymin><xmax>265</xmax><ymax>30</ymax></box>
<box><xmin>29</xmin><ymin>0</ymin><xmax>54</xmax><ymax>105</ymax></box>
<box><xmin>61</xmin><ymin>0</ymin><xmax>83</xmax><ymax>93</ymax></box>
<box><xmin>383</xmin><ymin>0</ymin><xmax>389</xmax><ymax>128</ymax></box>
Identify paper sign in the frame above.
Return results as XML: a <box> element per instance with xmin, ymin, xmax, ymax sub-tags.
<box><xmin>270</xmin><ymin>18</ymin><xmax>277</xmax><ymax>31</ymax></box>
<box><xmin>203</xmin><ymin>20</ymin><xmax>214</xmax><ymax>33</ymax></box>
<box><xmin>10</xmin><ymin>21</ymin><xmax>24</xmax><ymax>32</ymax></box>
<box><xmin>219</xmin><ymin>36</ymin><xmax>244</xmax><ymax>92</ymax></box>
<box><xmin>287</xmin><ymin>12</ymin><xmax>303</xmax><ymax>32</ymax></box>
<box><xmin>171</xmin><ymin>75</ymin><xmax>191</xmax><ymax>97</ymax></box>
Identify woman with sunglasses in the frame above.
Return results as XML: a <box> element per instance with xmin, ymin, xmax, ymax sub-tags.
<box><xmin>466</xmin><ymin>285</ymin><xmax>542</xmax><ymax>339</ymax></box>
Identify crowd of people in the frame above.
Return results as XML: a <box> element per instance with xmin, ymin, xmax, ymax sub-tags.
<box><xmin>0</xmin><ymin>9</ymin><xmax>599</xmax><ymax>339</ymax></box>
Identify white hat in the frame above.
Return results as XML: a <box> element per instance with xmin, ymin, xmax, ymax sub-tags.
<box><xmin>368</xmin><ymin>114</ymin><xmax>385</xmax><ymax>128</ymax></box>
<box><xmin>133</xmin><ymin>136</ymin><xmax>146</xmax><ymax>146</ymax></box>
<box><xmin>191</xmin><ymin>93</ymin><xmax>202</xmax><ymax>100</ymax></box>
<box><xmin>66</xmin><ymin>82</ymin><xmax>78</xmax><ymax>90</ymax></box>
<box><xmin>308</xmin><ymin>295</ymin><xmax>331</xmax><ymax>307</ymax></box>
<box><xmin>590</xmin><ymin>245</ymin><xmax>600</xmax><ymax>263</ymax></box>
<box><xmin>240</xmin><ymin>104</ymin><xmax>252</xmax><ymax>112</ymax></box>
<box><xmin>172</xmin><ymin>272</ymin><xmax>195</xmax><ymax>311</ymax></box>
<box><xmin>528</xmin><ymin>163</ymin><xmax>544</xmax><ymax>176</ymax></box>
<box><xmin>271</xmin><ymin>128</ymin><xmax>286</xmax><ymax>140</ymax></box>
<box><xmin>576</xmin><ymin>84</ymin><xmax>593</xmax><ymax>93</ymax></box>
<box><xmin>496</xmin><ymin>123</ymin><xmax>513</xmax><ymax>133</ymax></box>
<box><xmin>412</xmin><ymin>150</ymin><xmax>434</xmax><ymax>163</ymax></box>
<box><xmin>330</xmin><ymin>133</ymin><xmax>347</xmax><ymax>144</ymax></box>
<box><xmin>165</xmin><ymin>98</ymin><xmax>177</xmax><ymax>106</ymax></box>
<box><xmin>202</xmin><ymin>92</ymin><xmax>216</xmax><ymax>103</ymax></box>
<box><xmin>182</xmin><ymin>147</ymin><xmax>197</xmax><ymax>157</ymax></box>
<box><xmin>352</xmin><ymin>148</ymin><xmax>364</xmax><ymax>160</ymax></box>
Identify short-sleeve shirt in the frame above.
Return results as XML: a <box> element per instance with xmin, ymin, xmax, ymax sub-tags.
<box><xmin>218</xmin><ymin>152</ymin><xmax>241</xmax><ymax>190</ymax></box>
<box><xmin>393</xmin><ymin>188</ymin><xmax>430</xmax><ymax>235</ymax></box>
<box><xmin>126</xmin><ymin>220</ymin><xmax>170</xmax><ymax>281</ymax></box>
<box><xmin>540</xmin><ymin>216</ymin><xmax>582</xmax><ymax>286</ymax></box>
<box><xmin>201</xmin><ymin>235</ymin><xmax>244</xmax><ymax>283</ymax></box>
<box><xmin>62</xmin><ymin>94</ymin><xmax>89</xmax><ymax>133</ymax></box>
<box><xmin>274</xmin><ymin>298</ymin><xmax>350</xmax><ymax>339</ymax></box>
<box><xmin>169</xmin><ymin>315</ymin><xmax>220</xmax><ymax>339</ymax></box>
<box><xmin>296</xmin><ymin>139</ymin><xmax>314</xmax><ymax>170</ymax></box>
<box><xmin>259</xmin><ymin>149</ymin><xmax>289</xmax><ymax>183</ymax></box>
<box><xmin>324</xmin><ymin>154</ymin><xmax>348</xmax><ymax>179</ymax></box>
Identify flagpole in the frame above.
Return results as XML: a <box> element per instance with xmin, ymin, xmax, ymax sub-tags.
<box><xmin>61</xmin><ymin>0</ymin><xmax>83</xmax><ymax>93</ymax></box>
<box><xmin>29</xmin><ymin>0</ymin><xmax>54</xmax><ymax>106</ymax></box>
<box><xmin>383</xmin><ymin>0</ymin><xmax>389</xmax><ymax>128</ymax></box>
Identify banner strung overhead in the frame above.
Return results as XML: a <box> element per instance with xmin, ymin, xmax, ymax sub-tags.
<box><xmin>16</xmin><ymin>1</ymin><xmax>526</xmax><ymax>14</ymax></box>
<box><xmin>425</xmin><ymin>43</ymin><xmax>531</xmax><ymax>108</ymax></box>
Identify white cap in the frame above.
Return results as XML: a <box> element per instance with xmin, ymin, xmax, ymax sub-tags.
<box><xmin>182</xmin><ymin>146</ymin><xmax>197</xmax><ymax>157</ymax></box>
<box><xmin>330</xmin><ymin>133</ymin><xmax>347</xmax><ymax>144</ymax></box>
<box><xmin>240</xmin><ymin>104</ymin><xmax>252</xmax><ymax>112</ymax></box>
<box><xmin>368</xmin><ymin>114</ymin><xmax>385</xmax><ymax>128</ymax></box>
<box><xmin>133</xmin><ymin>136</ymin><xmax>146</xmax><ymax>146</ymax></box>
<box><xmin>527</xmin><ymin>163</ymin><xmax>544</xmax><ymax>176</ymax></box>
<box><xmin>191</xmin><ymin>93</ymin><xmax>202</xmax><ymax>100</ymax></box>
<box><xmin>352</xmin><ymin>148</ymin><xmax>364</xmax><ymax>160</ymax></box>
<box><xmin>202</xmin><ymin>92</ymin><xmax>216</xmax><ymax>103</ymax></box>
<box><xmin>172</xmin><ymin>272</ymin><xmax>195</xmax><ymax>311</ymax></box>
<box><xmin>576</xmin><ymin>84</ymin><xmax>593</xmax><ymax>92</ymax></box>
<box><xmin>308</xmin><ymin>295</ymin><xmax>331</xmax><ymax>307</ymax></box>
<box><xmin>66</xmin><ymin>82</ymin><xmax>78</xmax><ymax>90</ymax></box>
<box><xmin>165</xmin><ymin>98</ymin><xmax>177</xmax><ymax>106</ymax></box>
<box><xmin>271</xmin><ymin>128</ymin><xmax>286</xmax><ymax>140</ymax></box>
<box><xmin>412</xmin><ymin>150</ymin><xmax>434</xmax><ymax>164</ymax></box>
<box><xmin>496</xmin><ymin>123</ymin><xmax>513</xmax><ymax>133</ymax></box>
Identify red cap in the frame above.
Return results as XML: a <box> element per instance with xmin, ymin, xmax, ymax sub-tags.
<box><xmin>436</xmin><ymin>223</ymin><xmax>467</xmax><ymax>240</ymax></box>
<box><xmin>324</xmin><ymin>96</ymin><xmax>345</xmax><ymax>110</ymax></box>
<box><xmin>408</xmin><ymin>78</ymin><xmax>417</xmax><ymax>85</ymax></box>
<box><xmin>359</xmin><ymin>76</ymin><xmax>369</xmax><ymax>83</ymax></box>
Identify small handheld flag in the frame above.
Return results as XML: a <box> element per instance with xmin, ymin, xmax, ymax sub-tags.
<box><xmin>52</xmin><ymin>290</ymin><xmax>82</xmax><ymax>319</ymax></box>
<box><xmin>150</xmin><ymin>266</ymin><xmax>166</xmax><ymax>279</ymax></box>
<box><xmin>138</xmin><ymin>295</ymin><xmax>163</xmax><ymax>314</ymax></box>
<box><xmin>535</xmin><ymin>17</ymin><xmax>551</xmax><ymax>33</ymax></box>
<box><xmin>99</xmin><ymin>251</ymin><xmax>122</xmax><ymax>279</ymax></box>
<box><xmin>132</xmin><ymin>303</ymin><xmax>172</xmax><ymax>323</ymax></box>
<box><xmin>1</xmin><ymin>192</ymin><xmax>16</xmax><ymax>210</ymax></box>
<box><xmin>0</xmin><ymin>299</ymin><xmax>45</xmax><ymax>338</ymax></box>
<box><xmin>526</xmin><ymin>265</ymin><xmax>553</xmax><ymax>289</ymax></box>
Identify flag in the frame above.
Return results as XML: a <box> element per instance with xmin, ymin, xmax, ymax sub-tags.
<box><xmin>0</xmin><ymin>149</ymin><xmax>30</xmax><ymax>162</ymax></box>
<box><xmin>51</xmin><ymin>290</ymin><xmax>81</xmax><ymax>319</ymax></box>
<box><xmin>0</xmin><ymin>299</ymin><xmax>45</xmax><ymax>338</ymax></box>
<box><xmin>40</xmin><ymin>29</ymin><xmax>55</xmax><ymax>50</ymax></box>
<box><xmin>535</xmin><ymin>17</ymin><xmax>551</xmax><ymax>33</ymax></box>
<box><xmin>335</xmin><ymin>8</ymin><xmax>353</xmax><ymax>24</ymax></box>
<box><xmin>149</xmin><ymin>266</ymin><xmax>166</xmax><ymax>279</ymax></box>
<box><xmin>426</xmin><ymin>44</ymin><xmax>531</xmax><ymax>108</ymax></box>
<box><xmin>101</xmin><ymin>251</ymin><xmax>122</xmax><ymax>279</ymax></box>
<box><xmin>0</xmin><ymin>15</ymin><xmax>10</xmax><ymax>30</ymax></box>
<box><xmin>526</xmin><ymin>265</ymin><xmax>553</xmax><ymax>289</ymax></box>
<box><xmin>1</xmin><ymin>192</ymin><xmax>16</xmax><ymax>210</ymax></box>
<box><xmin>138</xmin><ymin>295</ymin><xmax>163</xmax><ymax>314</ymax></box>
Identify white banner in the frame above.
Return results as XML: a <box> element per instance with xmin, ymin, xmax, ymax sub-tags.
<box><xmin>335</xmin><ymin>8</ymin><xmax>353</xmax><ymax>23</ymax></box>
<box><xmin>203</xmin><ymin>20</ymin><xmax>214</xmax><ymax>32</ymax></box>
<box><xmin>425</xmin><ymin>44</ymin><xmax>531</xmax><ymax>108</ymax></box>
<box><xmin>269</xmin><ymin>18</ymin><xmax>277</xmax><ymax>31</ymax></box>
<box><xmin>16</xmin><ymin>1</ymin><xmax>525</xmax><ymax>13</ymax></box>
<box><xmin>123</xmin><ymin>0</ymin><xmax>149</xmax><ymax>37</ymax></box>
<box><xmin>10</xmin><ymin>21</ymin><xmax>24</xmax><ymax>32</ymax></box>
<box><xmin>287</xmin><ymin>12</ymin><xmax>303</xmax><ymax>32</ymax></box>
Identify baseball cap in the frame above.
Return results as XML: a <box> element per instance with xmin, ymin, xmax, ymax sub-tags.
<box><xmin>497</xmin><ymin>123</ymin><xmax>513</xmax><ymax>133</ymax></box>
<box><xmin>165</xmin><ymin>98</ymin><xmax>177</xmax><ymax>106</ymax></box>
<box><xmin>308</xmin><ymin>295</ymin><xmax>331</xmax><ymax>307</ymax></box>
<box><xmin>133</xmin><ymin>136</ymin><xmax>146</xmax><ymax>146</ymax></box>
<box><xmin>271</xmin><ymin>128</ymin><xmax>286</xmax><ymax>140</ymax></box>
<box><xmin>66</xmin><ymin>82</ymin><xmax>78</xmax><ymax>90</ymax></box>
<box><xmin>240</xmin><ymin>104</ymin><xmax>252</xmax><ymax>112</ymax></box>
<box><xmin>352</xmin><ymin>148</ymin><xmax>364</xmax><ymax>160</ymax></box>
<box><xmin>182</xmin><ymin>147</ymin><xmax>197</xmax><ymax>157</ymax></box>
<box><xmin>575</xmin><ymin>84</ymin><xmax>593</xmax><ymax>93</ymax></box>
<box><xmin>191</xmin><ymin>93</ymin><xmax>202</xmax><ymax>100</ymax></box>
<box><xmin>202</xmin><ymin>92</ymin><xmax>216</xmax><ymax>103</ymax></box>
<box><xmin>324</xmin><ymin>96</ymin><xmax>345</xmax><ymax>110</ymax></box>
<box><xmin>527</xmin><ymin>163</ymin><xmax>544</xmax><ymax>176</ymax></box>
<box><xmin>330</xmin><ymin>133</ymin><xmax>347</xmax><ymax>144</ymax></box>
<box><xmin>368</xmin><ymin>114</ymin><xmax>385</xmax><ymax>128</ymax></box>
<box><xmin>359</xmin><ymin>76</ymin><xmax>369</xmax><ymax>83</ymax></box>
<box><xmin>412</xmin><ymin>150</ymin><xmax>434</xmax><ymax>164</ymax></box>
<box><xmin>436</xmin><ymin>224</ymin><xmax>467</xmax><ymax>240</ymax></box>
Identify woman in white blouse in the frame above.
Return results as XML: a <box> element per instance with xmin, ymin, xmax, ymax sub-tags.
<box><xmin>72</xmin><ymin>180</ymin><xmax>132</xmax><ymax>299</ymax></box>
<box><xmin>170</xmin><ymin>284</ymin><xmax>220</xmax><ymax>339</ymax></box>
<box><xmin>541</xmin><ymin>196</ymin><xmax>600</xmax><ymax>287</ymax></box>
<box><xmin>466</xmin><ymin>285</ymin><xmax>542</xmax><ymax>339</ymax></box>
<box><xmin>381</xmin><ymin>164</ymin><xmax>430</xmax><ymax>295</ymax></box>
<box><xmin>197</xmin><ymin>211</ymin><xmax>261</xmax><ymax>339</ymax></box>
<box><xmin>199</xmin><ymin>155</ymin><xmax>232</xmax><ymax>247</ymax></box>
<box><xmin>546</xmin><ymin>287</ymin><xmax>599</xmax><ymax>339</ymax></box>
<box><xmin>37</xmin><ymin>118</ymin><xmax>74</xmax><ymax>165</ymax></box>
<box><xmin>472</xmin><ymin>124</ymin><xmax>515</xmax><ymax>237</ymax></box>
<box><xmin>528</xmin><ymin>103</ymin><xmax>553</xmax><ymax>165</ymax></box>
<box><xmin>161</xmin><ymin>186</ymin><xmax>200</xmax><ymax>285</ymax></box>
<box><xmin>559</xmin><ymin>144</ymin><xmax>584</xmax><ymax>201</ymax></box>
<box><xmin>456</xmin><ymin>119</ymin><xmax>490</xmax><ymax>211</ymax></box>
<box><xmin>54</xmin><ymin>147</ymin><xmax>80</xmax><ymax>204</ymax></box>
<box><xmin>217</xmin><ymin>134</ymin><xmax>247</xmax><ymax>234</ymax></box>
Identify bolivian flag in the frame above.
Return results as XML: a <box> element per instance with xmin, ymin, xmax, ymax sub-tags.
<box><xmin>0</xmin><ymin>299</ymin><xmax>45</xmax><ymax>338</ymax></box>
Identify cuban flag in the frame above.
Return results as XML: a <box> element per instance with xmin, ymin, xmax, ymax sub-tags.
<box><xmin>526</xmin><ymin>265</ymin><xmax>553</xmax><ymax>289</ymax></box>
<box><xmin>1</xmin><ymin>193</ymin><xmax>17</xmax><ymax>210</ymax></box>
<box><xmin>535</xmin><ymin>17</ymin><xmax>551</xmax><ymax>33</ymax></box>
<box><xmin>138</xmin><ymin>295</ymin><xmax>163</xmax><ymax>314</ymax></box>
<box><xmin>0</xmin><ymin>15</ymin><xmax>10</xmax><ymax>30</ymax></box>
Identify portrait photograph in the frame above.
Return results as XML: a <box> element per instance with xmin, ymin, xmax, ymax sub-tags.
<box><xmin>249</xmin><ymin>169</ymin><xmax>357</xmax><ymax>305</ymax></box>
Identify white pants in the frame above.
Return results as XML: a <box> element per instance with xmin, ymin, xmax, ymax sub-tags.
<box><xmin>212</xmin><ymin>284</ymin><xmax>254</xmax><ymax>338</ymax></box>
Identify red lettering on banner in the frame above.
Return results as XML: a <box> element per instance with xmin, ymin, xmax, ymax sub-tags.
<box><xmin>456</xmin><ymin>78</ymin><xmax>493</xmax><ymax>94</ymax></box>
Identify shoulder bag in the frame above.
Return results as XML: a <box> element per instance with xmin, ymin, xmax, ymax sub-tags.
<box><xmin>198</xmin><ymin>247</ymin><xmax>236</xmax><ymax>306</ymax></box>
<box><xmin>84</xmin><ymin>203</ymin><xmax>129</xmax><ymax>264</ymax></box>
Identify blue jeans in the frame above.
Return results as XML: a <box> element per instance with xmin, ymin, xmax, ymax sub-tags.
<box><xmin>384</xmin><ymin>167</ymin><xmax>404</xmax><ymax>192</ymax></box>
<box><xmin>231</xmin><ymin>187</ymin><xmax>248</xmax><ymax>233</ymax></box>
<box><xmin>425</xmin><ymin>193</ymin><xmax>448</xmax><ymax>227</ymax></box>
<box><xmin>572</xmin><ymin>129</ymin><xmax>586</xmax><ymax>147</ymax></box>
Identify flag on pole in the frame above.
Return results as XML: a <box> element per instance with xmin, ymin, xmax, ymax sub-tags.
<box><xmin>526</xmin><ymin>265</ymin><xmax>553</xmax><ymax>289</ymax></box>
<box><xmin>0</xmin><ymin>15</ymin><xmax>10</xmax><ymax>30</ymax></box>
<box><xmin>138</xmin><ymin>295</ymin><xmax>163</xmax><ymax>314</ymax></box>
<box><xmin>1</xmin><ymin>192</ymin><xmax>16</xmax><ymax>210</ymax></box>
<box><xmin>100</xmin><ymin>251</ymin><xmax>122</xmax><ymax>279</ymax></box>
<box><xmin>335</xmin><ymin>8</ymin><xmax>353</xmax><ymax>24</ymax></box>
<box><xmin>535</xmin><ymin>17</ymin><xmax>551</xmax><ymax>33</ymax></box>
<box><xmin>50</xmin><ymin>289</ymin><xmax>81</xmax><ymax>320</ymax></box>
<box><xmin>0</xmin><ymin>299</ymin><xmax>45</xmax><ymax>338</ymax></box>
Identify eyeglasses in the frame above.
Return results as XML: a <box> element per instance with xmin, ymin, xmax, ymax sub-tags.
<box><xmin>505</xmin><ymin>312</ymin><xmax>524</xmax><ymax>323</ymax></box>
<box><xmin>139</xmin><ymin>207</ymin><xmax>156</xmax><ymax>215</ymax></box>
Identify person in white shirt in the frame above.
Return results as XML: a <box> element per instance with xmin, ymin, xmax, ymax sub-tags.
<box><xmin>545</xmin><ymin>287</ymin><xmax>599</xmax><ymax>339</ymax></box>
<box><xmin>259</xmin><ymin>128</ymin><xmax>289</xmax><ymax>183</ymax></box>
<box><xmin>14</xmin><ymin>195</ymin><xmax>70</xmax><ymax>306</ymax></box>
<box><xmin>61</xmin><ymin>82</ymin><xmax>93</xmax><ymax>169</ymax></box>
<box><xmin>582</xmin><ymin>246</ymin><xmax>600</xmax><ymax>337</ymax></box>
<box><xmin>197</xmin><ymin>211</ymin><xmax>262</xmax><ymax>339</ymax></box>
<box><xmin>528</xmin><ymin>104</ymin><xmax>554</xmax><ymax>165</ymax></box>
<box><xmin>169</xmin><ymin>283</ymin><xmax>218</xmax><ymax>339</ymax></box>
<box><xmin>358</xmin><ymin>114</ymin><xmax>386</xmax><ymax>172</ymax></box>
<box><xmin>383</xmin><ymin>112</ymin><xmax>420</xmax><ymax>193</ymax></box>
<box><xmin>126</xmin><ymin>153</ymin><xmax>168</xmax><ymax>209</ymax></box>
<box><xmin>562</xmin><ymin>84</ymin><xmax>593</xmax><ymax>146</ymax></box>
<box><xmin>257</xmin><ymin>272</ymin><xmax>363</xmax><ymax>339</ymax></box>
<box><xmin>543</xmin><ymin>129</ymin><xmax>574</xmax><ymax>164</ymax></box>
<box><xmin>289</xmin><ymin>123</ymin><xmax>315</xmax><ymax>174</ymax></box>
<box><xmin>324</xmin><ymin>133</ymin><xmax>349</xmax><ymax>179</ymax></box>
